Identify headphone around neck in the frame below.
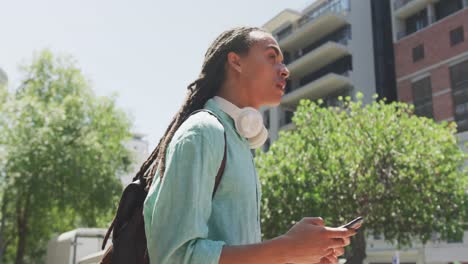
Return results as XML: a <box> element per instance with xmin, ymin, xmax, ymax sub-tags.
<box><xmin>212</xmin><ymin>96</ymin><xmax>268</xmax><ymax>149</ymax></box>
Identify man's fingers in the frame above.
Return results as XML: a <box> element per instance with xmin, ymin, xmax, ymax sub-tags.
<box><xmin>323</xmin><ymin>248</ymin><xmax>341</xmax><ymax>264</ymax></box>
<box><xmin>303</xmin><ymin>217</ymin><xmax>325</xmax><ymax>226</ymax></box>
<box><xmin>325</xmin><ymin>227</ymin><xmax>357</xmax><ymax>238</ymax></box>
<box><xmin>320</xmin><ymin>256</ymin><xmax>333</xmax><ymax>264</ymax></box>
<box><xmin>343</xmin><ymin>237</ymin><xmax>350</xmax><ymax>246</ymax></box>
<box><xmin>328</xmin><ymin>237</ymin><xmax>350</xmax><ymax>249</ymax></box>
<box><xmin>325</xmin><ymin>247</ymin><xmax>334</xmax><ymax>255</ymax></box>
<box><xmin>332</xmin><ymin>247</ymin><xmax>345</xmax><ymax>256</ymax></box>
<box><xmin>321</xmin><ymin>254</ymin><xmax>338</xmax><ymax>264</ymax></box>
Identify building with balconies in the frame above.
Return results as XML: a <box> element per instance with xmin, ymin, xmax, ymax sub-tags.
<box><xmin>391</xmin><ymin>0</ymin><xmax>468</xmax><ymax>155</ymax></box>
<box><xmin>260</xmin><ymin>0</ymin><xmax>397</xmax><ymax>151</ymax></box>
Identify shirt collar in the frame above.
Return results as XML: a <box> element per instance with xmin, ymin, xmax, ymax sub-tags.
<box><xmin>204</xmin><ymin>97</ymin><xmax>249</xmax><ymax>144</ymax></box>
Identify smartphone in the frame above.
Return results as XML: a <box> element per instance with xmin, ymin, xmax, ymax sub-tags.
<box><xmin>341</xmin><ymin>216</ymin><xmax>363</xmax><ymax>229</ymax></box>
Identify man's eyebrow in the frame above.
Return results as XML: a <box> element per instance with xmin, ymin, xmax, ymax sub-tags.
<box><xmin>265</xmin><ymin>45</ymin><xmax>284</xmax><ymax>61</ymax></box>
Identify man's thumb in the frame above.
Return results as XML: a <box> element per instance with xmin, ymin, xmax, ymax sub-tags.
<box><xmin>304</xmin><ymin>217</ymin><xmax>325</xmax><ymax>226</ymax></box>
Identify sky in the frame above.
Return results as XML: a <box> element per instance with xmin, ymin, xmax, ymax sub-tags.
<box><xmin>0</xmin><ymin>0</ymin><xmax>315</xmax><ymax>149</ymax></box>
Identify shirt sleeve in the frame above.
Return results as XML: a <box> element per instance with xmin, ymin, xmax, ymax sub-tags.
<box><xmin>145</xmin><ymin>121</ymin><xmax>226</xmax><ymax>264</ymax></box>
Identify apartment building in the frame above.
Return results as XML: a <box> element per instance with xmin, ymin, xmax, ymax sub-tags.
<box><xmin>388</xmin><ymin>2</ymin><xmax>468</xmax><ymax>261</ymax></box>
<box><xmin>261</xmin><ymin>0</ymin><xmax>397</xmax><ymax>151</ymax></box>
<box><xmin>391</xmin><ymin>0</ymin><xmax>468</xmax><ymax>150</ymax></box>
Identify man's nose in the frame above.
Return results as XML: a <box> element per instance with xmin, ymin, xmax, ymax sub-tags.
<box><xmin>280</xmin><ymin>64</ymin><xmax>290</xmax><ymax>79</ymax></box>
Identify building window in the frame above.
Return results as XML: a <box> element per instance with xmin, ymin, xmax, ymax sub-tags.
<box><xmin>412</xmin><ymin>76</ymin><xmax>433</xmax><ymax>118</ymax></box>
<box><xmin>263</xmin><ymin>138</ymin><xmax>271</xmax><ymax>152</ymax></box>
<box><xmin>300</xmin><ymin>25</ymin><xmax>352</xmax><ymax>56</ymax></box>
<box><xmin>450</xmin><ymin>60</ymin><xmax>468</xmax><ymax>132</ymax></box>
<box><xmin>283</xmin><ymin>51</ymin><xmax>291</xmax><ymax>65</ymax></box>
<box><xmin>405</xmin><ymin>8</ymin><xmax>428</xmax><ymax>35</ymax></box>
<box><xmin>276</xmin><ymin>24</ymin><xmax>293</xmax><ymax>41</ymax></box>
<box><xmin>280</xmin><ymin>106</ymin><xmax>295</xmax><ymax>127</ymax></box>
<box><xmin>285</xmin><ymin>79</ymin><xmax>293</xmax><ymax>94</ymax></box>
<box><xmin>373</xmin><ymin>232</ymin><xmax>382</xmax><ymax>240</ymax></box>
<box><xmin>450</xmin><ymin>26</ymin><xmax>464</xmax><ymax>46</ymax></box>
<box><xmin>263</xmin><ymin>109</ymin><xmax>270</xmax><ymax>129</ymax></box>
<box><xmin>285</xmin><ymin>110</ymin><xmax>294</xmax><ymax>125</ymax></box>
<box><xmin>299</xmin><ymin>55</ymin><xmax>352</xmax><ymax>86</ymax></box>
<box><xmin>412</xmin><ymin>44</ymin><xmax>425</xmax><ymax>62</ymax></box>
<box><xmin>435</xmin><ymin>0</ymin><xmax>463</xmax><ymax>21</ymax></box>
<box><xmin>321</xmin><ymin>90</ymin><xmax>349</xmax><ymax>108</ymax></box>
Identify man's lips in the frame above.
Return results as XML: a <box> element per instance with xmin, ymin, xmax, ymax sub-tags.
<box><xmin>276</xmin><ymin>80</ymin><xmax>286</xmax><ymax>91</ymax></box>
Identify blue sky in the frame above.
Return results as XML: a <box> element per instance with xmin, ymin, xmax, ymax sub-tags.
<box><xmin>1</xmin><ymin>0</ymin><xmax>315</xmax><ymax>148</ymax></box>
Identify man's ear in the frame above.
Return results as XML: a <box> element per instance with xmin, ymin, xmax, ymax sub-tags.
<box><xmin>227</xmin><ymin>51</ymin><xmax>242</xmax><ymax>73</ymax></box>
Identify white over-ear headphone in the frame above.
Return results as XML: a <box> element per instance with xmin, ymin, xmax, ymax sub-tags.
<box><xmin>213</xmin><ymin>96</ymin><xmax>268</xmax><ymax>149</ymax></box>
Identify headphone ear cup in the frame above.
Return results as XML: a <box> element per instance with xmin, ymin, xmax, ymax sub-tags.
<box><xmin>235</xmin><ymin>108</ymin><xmax>263</xmax><ymax>138</ymax></box>
<box><xmin>248</xmin><ymin>127</ymin><xmax>268</xmax><ymax>149</ymax></box>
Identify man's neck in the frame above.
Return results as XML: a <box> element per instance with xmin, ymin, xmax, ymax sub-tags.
<box><xmin>216</xmin><ymin>82</ymin><xmax>259</xmax><ymax>110</ymax></box>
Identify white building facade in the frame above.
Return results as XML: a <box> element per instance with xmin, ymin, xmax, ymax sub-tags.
<box><xmin>261</xmin><ymin>0</ymin><xmax>397</xmax><ymax>151</ymax></box>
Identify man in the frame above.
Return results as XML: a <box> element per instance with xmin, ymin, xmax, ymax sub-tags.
<box><xmin>142</xmin><ymin>26</ymin><xmax>360</xmax><ymax>264</ymax></box>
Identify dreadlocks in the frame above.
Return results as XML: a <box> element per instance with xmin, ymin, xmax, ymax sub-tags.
<box><xmin>133</xmin><ymin>26</ymin><xmax>267</xmax><ymax>191</ymax></box>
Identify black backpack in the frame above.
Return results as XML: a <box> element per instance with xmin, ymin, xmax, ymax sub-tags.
<box><xmin>100</xmin><ymin>109</ymin><xmax>227</xmax><ymax>264</ymax></box>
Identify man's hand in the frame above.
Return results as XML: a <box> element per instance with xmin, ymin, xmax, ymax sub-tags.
<box><xmin>280</xmin><ymin>217</ymin><xmax>359</xmax><ymax>264</ymax></box>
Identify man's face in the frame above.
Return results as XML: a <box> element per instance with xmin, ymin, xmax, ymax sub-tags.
<box><xmin>237</xmin><ymin>31</ymin><xmax>290</xmax><ymax>108</ymax></box>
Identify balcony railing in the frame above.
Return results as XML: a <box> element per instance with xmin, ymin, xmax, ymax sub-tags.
<box><xmin>276</xmin><ymin>24</ymin><xmax>293</xmax><ymax>41</ymax></box>
<box><xmin>281</xmin><ymin>110</ymin><xmax>294</xmax><ymax>128</ymax></box>
<box><xmin>299</xmin><ymin>69</ymin><xmax>350</xmax><ymax>87</ymax></box>
<box><xmin>393</xmin><ymin>0</ymin><xmax>415</xmax><ymax>10</ymax></box>
<box><xmin>285</xmin><ymin>38</ymin><xmax>349</xmax><ymax>66</ymax></box>
<box><xmin>396</xmin><ymin>10</ymin><xmax>465</xmax><ymax>40</ymax></box>
<box><xmin>276</xmin><ymin>0</ymin><xmax>350</xmax><ymax>41</ymax></box>
<box><xmin>298</xmin><ymin>0</ymin><xmax>350</xmax><ymax>28</ymax></box>
<box><xmin>285</xmin><ymin>69</ymin><xmax>350</xmax><ymax>95</ymax></box>
<box><xmin>287</xmin><ymin>27</ymin><xmax>351</xmax><ymax>65</ymax></box>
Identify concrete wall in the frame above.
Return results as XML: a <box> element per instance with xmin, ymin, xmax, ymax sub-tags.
<box><xmin>347</xmin><ymin>0</ymin><xmax>378</xmax><ymax>105</ymax></box>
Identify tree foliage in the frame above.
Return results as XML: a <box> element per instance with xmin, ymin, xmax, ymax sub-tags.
<box><xmin>0</xmin><ymin>50</ymin><xmax>133</xmax><ymax>263</ymax></box>
<box><xmin>255</xmin><ymin>94</ymin><xmax>467</xmax><ymax>262</ymax></box>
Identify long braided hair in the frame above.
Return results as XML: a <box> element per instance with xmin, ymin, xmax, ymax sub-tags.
<box><xmin>133</xmin><ymin>26</ymin><xmax>267</xmax><ymax>191</ymax></box>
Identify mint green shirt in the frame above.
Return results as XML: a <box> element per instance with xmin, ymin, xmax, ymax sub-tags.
<box><xmin>143</xmin><ymin>98</ymin><xmax>262</xmax><ymax>264</ymax></box>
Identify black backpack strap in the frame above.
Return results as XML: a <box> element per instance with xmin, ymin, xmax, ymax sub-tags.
<box><xmin>213</xmin><ymin>132</ymin><xmax>227</xmax><ymax>199</ymax></box>
<box><xmin>189</xmin><ymin>109</ymin><xmax>227</xmax><ymax>198</ymax></box>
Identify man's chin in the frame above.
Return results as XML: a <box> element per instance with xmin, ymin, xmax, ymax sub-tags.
<box><xmin>261</xmin><ymin>99</ymin><xmax>282</xmax><ymax>108</ymax></box>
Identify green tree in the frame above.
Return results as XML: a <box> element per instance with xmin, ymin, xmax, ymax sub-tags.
<box><xmin>0</xmin><ymin>50</ymin><xmax>133</xmax><ymax>264</ymax></box>
<box><xmin>255</xmin><ymin>94</ymin><xmax>467</xmax><ymax>264</ymax></box>
<box><xmin>0</xmin><ymin>73</ymin><xmax>14</xmax><ymax>264</ymax></box>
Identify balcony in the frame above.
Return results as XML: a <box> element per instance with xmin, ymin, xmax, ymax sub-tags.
<box><xmin>287</xmin><ymin>41</ymin><xmax>350</xmax><ymax>79</ymax></box>
<box><xmin>394</xmin><ymin>0</ymin><xmax>428</xmax><ymax>18</ymax></box>
<box><xmin>396</xmin><ymin>1</ymin><xmax>466</xmax><ymax>40</ymax></box>
<box><xmin>279</xmin><ymin>122</ymin><xmax>296</xmax><ymax>131</ymax></box>
<box><xmin>281</xmin><ymin>72</ymin><xmax>352</xmax><ymax>107</ymax></box>
<box><xmin>397</xmin><ymin>15</ymin><xmax>437</xmax><ymax>40</ymax></box>
<box><xmin>279</xmin><ymin>109</ymin><xmax>295</xmax><ymax>130</ymax></box>
<box><xmin>393</xmin><ymin>0</ymin><xmax>415</xmax><ymax>11</ymax></box>
<box><xmin>298</xmin><ymin>0</ymin><xmax>349</xmax><ymax>27</ymax></box>
<box><xmin>276</xmin><ymin>25</ymin><xmax>293</xmax><ymax>41</ymax></box>
<box><xmin>278</xmin><ymin>0</ymin><xmax>349</xmax><ymax>50</ymax></box>
<box><xmin>264</xmin><ymin>9</ymin><xmax>302</xmax><ymax>35</ymax></box>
